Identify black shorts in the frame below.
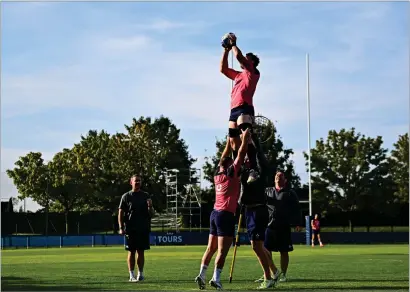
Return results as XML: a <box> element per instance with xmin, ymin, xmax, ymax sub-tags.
<box><xmin>245</xmin><ymin>205</ymin><xmax>269</xmax><ymax>241</ymax></box>
<box><xmin>229</xmin><ymin>103</ymin><xmax>255</xmax><ymax>123</ymax></box>
<box><xmin>313</xmin><ymin>229</ymin><xmax>321</xmax><ymax>236</ymax></box>
<box><xmin>125</xmin><ymin>231</ymin><xmax>150</xmax><ymax>252</ymax></box>
<box><xmin>210</xmin><ymin>209</ymin><xmax>236</xmax><ymax>237</ymax></box>
<box><xmin>264</xmin><ymin>225</ymin><xmax>293</xmax><ymax>253</ymax></box>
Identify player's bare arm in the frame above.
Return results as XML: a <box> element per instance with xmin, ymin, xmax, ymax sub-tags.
<box><xmin>220</xmin><ymin>48</ymin><xmax>240</xmax><ymax>80</ymax></box>
<box><xmin>118</xmin><ymin>208</ymin><xmax>125</xmax><ymax>234</ymax></box>
<box><xmin>232</xmin><ymin>45</ymin><xmax>252</xmax><ymax>72</ymax></box>
<box><xmin>219</xmin><ymin>136</ymin><xmax>232</xmax><ymax>166</ymax></box>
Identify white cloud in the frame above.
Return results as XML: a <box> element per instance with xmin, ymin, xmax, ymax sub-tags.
<box><xmin>2</xmin><ymin>2</ymin><xmax>407</xmax><ymax>197</ymax></box>
<box><xmin>99</xmin><ymin>35</ymin><xmax>151</xmax><ymax>52</ymax></box>
<box><xmin>134</xmin><ymin>19</ymin><xmax>187</xmax><ymax>32</ymax></box>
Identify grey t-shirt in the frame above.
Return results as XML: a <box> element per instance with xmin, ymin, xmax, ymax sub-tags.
<box><xmin>119</xmin><ymin>190</ymin><xmax>152</xmax><ymax>233</ymax></box>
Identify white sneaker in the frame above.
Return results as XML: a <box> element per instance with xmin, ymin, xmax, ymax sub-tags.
<box><xmin>195</xmin><ymin>275</ymin><xmax>206</xmax><ymax>290</ymax></box>
<box><xmin>247</xmin><ymin>169</ymin><xmax>259</xmax><ymax>184</ymax></box>
<box><xmin>257</xmin><ymin>278</ymin><xmax>276</xmax><ymax>289</ymax></box>
<box><xmin>129</xmin><ymin>277</ymin><xmax>138</xmax><ymax>282</ymax></box>
<box><xmin>136</xmin><ymin>275</ymin><xmax>144</xmax><ymax>282</ymax></box>
<box><xmin>209</xmin><ymin>278</ymin><xmax>223</xmax><ymax>290</ymax></box>
<box><xmin>279</xmin><ymin>273</ymin><xmax>287</xmax><ymax>282</ymax></box>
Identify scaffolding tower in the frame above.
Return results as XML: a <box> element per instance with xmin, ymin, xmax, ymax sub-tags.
<box><xmin>165</xmin><ymin>168</ymin><xmax>202</xmax><ymax>232</ymax></box>
<box><xmin>181</xmin><ymin>168</ymin><xmax>202</xmax><ymax>231</ymax></box>
<box><xmin>165</xmin><ymin>169</ymin><xmax>180</xmax><ymax>231</ymax></box>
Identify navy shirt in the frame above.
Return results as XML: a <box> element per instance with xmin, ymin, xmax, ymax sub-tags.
<box><xmin>266</xmin><ymin>186</ymin><xmax>302</xmax><ymax>229</ymax></box>
<box><xmin>119</xmin><ymin>190</ymin><xmax>153</xmax><ymax>233</ymax></box>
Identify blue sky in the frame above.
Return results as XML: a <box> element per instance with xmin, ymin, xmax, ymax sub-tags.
<box><xmin>1</xmin><ymin>2</ymin><xmax>408</xmax><ymax>211</ymax></box>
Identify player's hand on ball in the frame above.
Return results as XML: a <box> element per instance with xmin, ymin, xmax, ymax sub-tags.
<box><xmin>221</xmin><ymin>32</ymin><xmax>237</xmax><ymax>50</ymax></box>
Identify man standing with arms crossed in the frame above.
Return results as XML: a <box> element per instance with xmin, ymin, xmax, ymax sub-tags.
<box><xmin>220</xmin><ymin>33</ymin><xmax>261</xmax><ymax>184</ymax></box>
<box><xmin>195</xmin><ymin>128</ymin><xmax>250</xmax><ymax>290</ymax></box>
<box><xmin>256</xmin><ymin>171</ymin><xmax>302</xmax><ymax>284</ymax></box>
<box><xmin>237</xmin><ymin>118</ymin><xmax>275</xmax><ymax>290</ymax></box>
<box><xmin>118</xmin><ymin>174</ymin><xmax>155</xmax><ymax>282</ymax></box>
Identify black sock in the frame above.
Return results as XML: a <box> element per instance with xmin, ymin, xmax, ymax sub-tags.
<box><xmin>247</xmin><ymin>144</ymin><xmax>257</xmax><ymax>170</ymax></box>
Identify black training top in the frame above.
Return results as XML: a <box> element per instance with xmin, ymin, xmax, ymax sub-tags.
<box><xmin>119</xmin><ymin>190</ymin><xmax>153</xmax><ymax>233</ymax></box>
<box><xmin>266</xmin><ymin>186</ymin><xmax>302</xmax><ymax>229</ymax></box>
<box><xmin>239</xmin><ymin>134</ymin><xmax>270</xmax><ymax>206</ymax></box>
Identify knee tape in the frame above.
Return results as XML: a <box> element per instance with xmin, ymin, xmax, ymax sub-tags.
<box><xmin>228</xmin><ymin>128</ymin><xmax>240</xmax><ymax>138</ymax></box>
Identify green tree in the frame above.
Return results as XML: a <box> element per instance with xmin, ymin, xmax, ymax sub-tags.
<box><xmin>48</xmin><ymin>148</ymin><xmax>88</xmax><ymax>234</ymax></box>
<box><xmin>203</xmin><ymin>122</ymin><xmax>300</xmax><ymax>203</ymax></box>
<box><xmin>74</xmin><ymin>116</ymin><xmax>196</xmax><ymax>214</ymax></box>
<box><xmin>6</xmin><ymin>152</ymin><xmax>53</xmax><ymax>234</ymax></box>
<box><xmin>73</xmin><ymin>130</ymin><xmax>123</xmax><ymax>214</ymax></box>
<box><xmin>304</xmin><ymin>128</ymin><xmax>389</xmax><ymax>230</ymax></box>
<box><xmin>389</xmin><ymin>133</ymin><xmax>409</xmax><ymax>204</ymax></box>
<box><xmin>113</xmin><ymin>116</ymin><xmax>196</xmax><ymax>212</ymax></box>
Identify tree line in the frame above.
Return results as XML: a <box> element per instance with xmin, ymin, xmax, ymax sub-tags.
<box><xmin>7</xmin><ymin>115</ymin><xmax>409</xmax><ymax>233</ymax></box>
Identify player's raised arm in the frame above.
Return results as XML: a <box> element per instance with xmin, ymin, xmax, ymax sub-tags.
<box><xmin>232</xmin><ymin>45</ymin><xmax>252</xmax><ymax>72</ymax></box>
<box><xmin>220</xmin><ymin>48</ymin><xmax>240</xmax><ymax>80</ymax></box>
<box><xmin>219</xmin><ymin>136</ymin><xmax>232</xmax><ymax>165</ymax></box>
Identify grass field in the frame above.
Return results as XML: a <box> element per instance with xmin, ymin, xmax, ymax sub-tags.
<box><xmin>2</xmin><ymin>244</ymin><xmax>409</xmax><ymax>291</ymax></box>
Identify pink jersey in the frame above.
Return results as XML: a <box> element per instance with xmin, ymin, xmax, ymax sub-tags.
<box><xmin>213</xmin><ymin>161</ymin><xmax>241</xmax><ymax>213</ymax></box>
<box><xmin>312</xmin><ymin>219</ymin><xmax>320</xmax><ymax>230</ymax></box>
<box><xmin>230</xmin><ymin>66</ymin><xmax>260</xmax><ymax>109</ymax></box>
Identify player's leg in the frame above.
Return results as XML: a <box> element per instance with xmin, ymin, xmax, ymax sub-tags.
<box><xmin>317</xmin><ymin>232</ymin><xmax>324</xmax><ymax>246</ymax></box>
<box><xmin>278</xmin><ymin>226</ymin><xmax>294</xmax><ymax>283</ymax></box>
<box><xmin>228</xmin><ymin>124</ymin><xmax>241</xmax><ymax>160</ymax></box>
<box><xmin>246</xmin><ymin>206</ymin><xmax>276</xmax><ymax>289</ymax></box>
<box><xmin>237</xmin><ymin>114</ymin><xmax>259</xmax><ymax>184</ymax></box>
<box><xmin>311</xmin><ymin>231</ymin><xmax>315</xmax><ymax>247</ymax></box>
<box><xmin>196</xmin><ymin>211</ymin><xmax>218</xmax><ymax>289</ymax></box>
<box><xmin>264</xmin><ymin>228</ymin><xmax>280</xmax><ymax>277</ymax></box>
<box><xmin>210</xmin><ymin>211</ymin><xmax>235</xmax><ymax>290</ymax></box>
<box><xmin>134</xmin><ymin>231</ymin><xmax>150</xmax><ymax>281</ymax></box>
<box><xmin>125</xmin><ymin>233</ymin><xmax>138</xmax><ymax>282</ymax></box>
<box><xmin>255</xmin><ymin>228</ymin><xmax>279</xmax><ymax>283</ymax></box>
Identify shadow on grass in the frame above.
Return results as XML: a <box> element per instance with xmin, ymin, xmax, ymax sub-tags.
<box><xmin>281</xmin><ymin>289</ymin><xmax>409</xmax><ymax>291</ymax></box>
<box><xmin>1</xmin><ymin>276</ymin><xmax>102</xmax><ymax>291</ymax></box>
<box><xmin>288</xmin><ymin>279</ymin><xmax>406</xmax><ymax>283</ymax></box>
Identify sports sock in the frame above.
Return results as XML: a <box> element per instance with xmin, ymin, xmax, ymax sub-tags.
<box><xmin>199</xmin><ymin>264</ymin><xmax>208</xmax><ymax>279</ymax></box>
<box><xmin>137</xmin><ymin>270</ymin><xmax>144</xmax><ymax>278</ymax></box>
<box><xmin>214</xmin><ymin>268</ymin><xmax>222</xmax><ymax>282</ymax></box>
<box><xmin>129</xmin><ymin>270</ymin><xmax>135</xmax><ymax>278</ymax></box>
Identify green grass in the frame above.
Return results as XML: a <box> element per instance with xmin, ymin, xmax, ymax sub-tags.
<box><xmin>1</xmin><ymin>245</ymin><xmax>409</xmax><ymax>291</ymax></box>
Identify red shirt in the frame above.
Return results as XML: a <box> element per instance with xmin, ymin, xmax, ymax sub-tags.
<box><xmin>213</xmin><ymin>160</ymin><xmax>241</xmax><ymax>213</ymax></box>
<box><xmin>312</xmin><ymin>219</ymin><xmax>320</xmax><ymax>230</ymax></box>
<box><xmin>230</xmin><ymin>66</ymin><xmax>260</xmax><ymax>109</ymax></box>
